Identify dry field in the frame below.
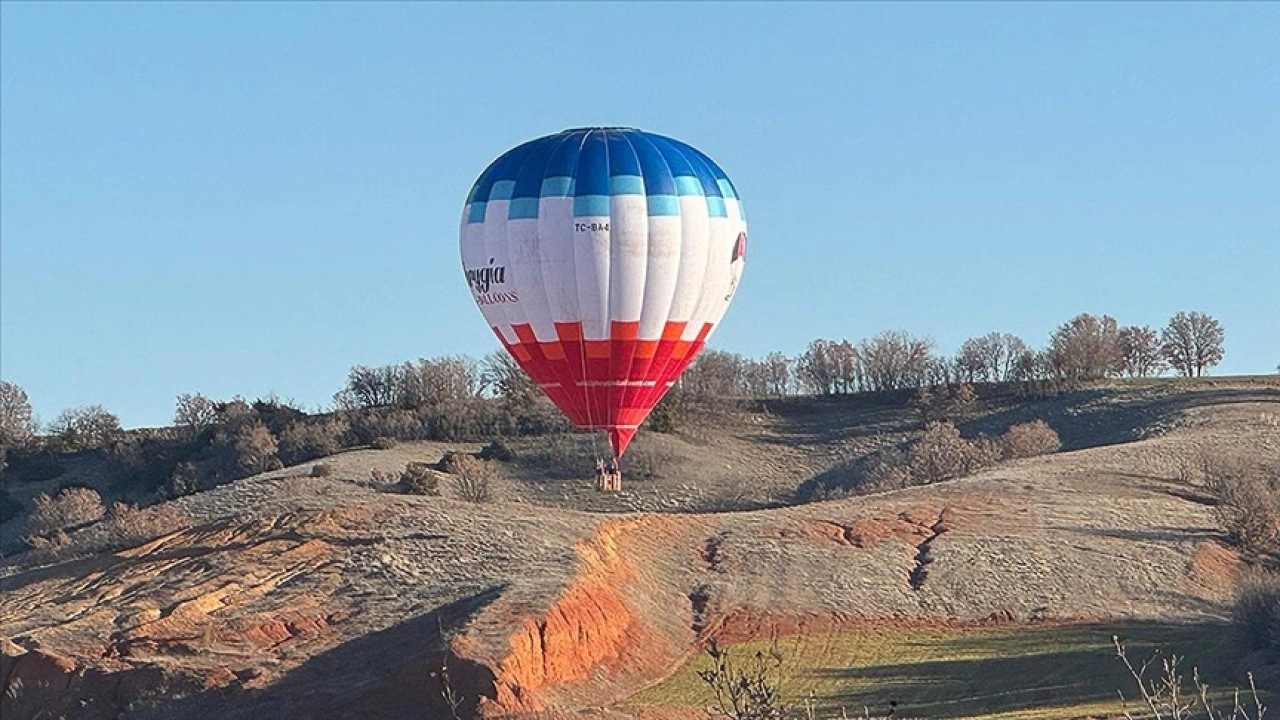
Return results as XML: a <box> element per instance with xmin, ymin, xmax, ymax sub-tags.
<box><xmin>1</xmin><ymin>378</ymin><xmax>1277</xmax><ymax>719</ymax></box>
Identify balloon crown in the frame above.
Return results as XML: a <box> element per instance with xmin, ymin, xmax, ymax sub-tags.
<box><xmin>560</xmin><ymin>126</ymin><xmax>639</xmax><ymax>133</ymax></box>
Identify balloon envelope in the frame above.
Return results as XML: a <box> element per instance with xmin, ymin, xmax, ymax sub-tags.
<box><xmin>459</xmin><ymin>127</ymin><xmax>747</xmax><ymax>458</ymax></box>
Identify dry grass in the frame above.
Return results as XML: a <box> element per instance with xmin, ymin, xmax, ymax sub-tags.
<box><xmin>103</xmin><ymin>501</ymin><xmax>192</xmax><ymax>548</ymax></box>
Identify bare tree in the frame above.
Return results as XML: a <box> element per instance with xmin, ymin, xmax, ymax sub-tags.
<box><xmin>1119</xmin><ymin>325</ymin><xmax>1166</xmax><ymax>378</ymax></box>
<box><xmin>48</xmin><ymin>405</ymin><xmax>123</xmax><ymax>451</ymax></box>
<box><xmin>760</xmin><ymin>352</ymin><xmax>793</xmax><ymax>397</ymax></box>
<box><xmin>173</xmin><ymin>392</ymin><xmax>219</xmax><ymax>435</ymax></box>
<box><xmin>402</xmin><ymin>356</ymin><xmax>482</xmax><ymax>406</ymax></box>
<box><xmin>796</xmin><ymin>339</ymin><xmax>842</xmax><ymax>395</ymax></box>
<box><xmin>955</xmin><ymin>332</ymin><xmax>1031</xmax><ymax>382</ymax></box>
<box><xmin>1161</xmin><ymin>311</ymin><xmax>1225</xmax><ymax>378</ymax></box>
<box><xmin>480</xmin><ymin>351</ymin><xmax>537</xmax><ymax>407</ymax></box>
<box><xmin>858</xmin><ymin>330</ymin><xmax>934</xmax><ymax>391</ymax></box>
<box><xmin>0</xmin><ymin>380</ymin><xmax>38</xmax><ymax>449</ymax></box>
<box><xmin>338</xmin><ymin>365</ymin><xmax>404</xmax><ymax>408</ymax></box>
<box><xmin>1048</xmin><ymin>313</ymin><xmax>1124</xmax><ymax>382</ymax></box>
<box><xmin>683</xmin><ymin>350</ymin><xmax>747</xmax><ymax>398</ymax></box>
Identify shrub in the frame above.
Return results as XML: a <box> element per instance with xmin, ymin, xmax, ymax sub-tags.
<box><xmin>372</xmin><ymin>436</ymin><xmax>397</xmax><ymax>450</ymax></box>
<box><xmin>164</xmin><ymin>462</ymin><xmax>201</xmax><ymax>498</ymax></box>
<box><xmin>277</xmin><ymin>417</ymin><xmax>349</xmax><ymax>466</ymax></box>
<box><xmin>26</xmin><ymin>486</ymin><xmax>105</xmax><ymax>538</ymax></box>
<box><xmin>310</xmin><ymin>463</ymin><xmax>332</xmax><ymax>477</ymax></box>
<box><xmin>477</xmin><ymin>439</ymin><xmax>516</xmax><ymax>462</ymax></box>
<box><xmin>1000</xmin><ymin>419</ymin><xmax>1062</xmax><ymax>459</ymax></box>
<box><xmin>443</xmin><ymin>454</ymin><xmax>497</xmax><ymax>503</ymax></box>
<box><xmin>103</xmin><ymin>501</ymin><xmax>191</xmax><ymax>548</ymax></box>
<box><xmin>397</xmin><ymin>462</ymin><xmax>441</xmax><ymax>496</ymax></box>
<box><xmin>1200</xmin><ymin>455</ymin><xmax>1280</xmax><ymax>553</ymax></box>
<box><xmin>1233</xmin><ymin>572</ymin><xmax>1280</xmax><ymax>658</ymax></box>
<box><xmin>210</xmin><ymin>420</ymin><xmax>280</xmax><ymax>479</ymax></box>
<box><xmin>911</xmin><ymin>421</ymin><xmax>998</xmax><ymax>484</ymax></box>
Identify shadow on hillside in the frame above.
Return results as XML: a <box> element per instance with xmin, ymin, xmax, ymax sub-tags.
<box><xmin>803</xmin><ymin>619</ymin><xmax>1261</xmax><ymax>718</ymax></box>
<box><xmin>794</xmin><ymin>386</ymin><xmax>1280</xmax><ymax>502</ymax></box>
<box><xmin>125</xmin><ymin>584</ymin><xmax>507</xmax><ymax>720</ymax></box>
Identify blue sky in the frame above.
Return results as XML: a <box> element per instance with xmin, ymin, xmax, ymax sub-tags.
<box><xmin>2</xmin><ymin>2</ymin><xmax>1278</xmax><ymax>429</ymax></box>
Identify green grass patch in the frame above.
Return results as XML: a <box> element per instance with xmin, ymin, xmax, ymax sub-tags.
<box><xmin>626</xmin><ymin>621</ymin><xmax>1263</xmax><ymax>719</ymax></box>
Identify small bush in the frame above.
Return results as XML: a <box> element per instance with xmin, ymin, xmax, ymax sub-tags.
<box><xmin>26</xmin><ymin>486</ymin><xmax>105</xmax><ymax>538</ymax></box>
<box><xmin>372</xmin><ymin>436</ymin><xmax>397</xmax><ymax>450</ymax></box>
<box><xmin>1000</xmin><ymin>419</ymin><xmax>1062</xmax><ymax>459</ymax></box>
<box><xmin>477</xmin><ymin>439</ymin><xmax>515</xmax><ymax>462</ymax></box>
<box><xmin>310</xmin><ymin>463</ymin><xmax>332</xmax><ymax>477</ymax></box>
<box><xmin>1201</xmin><ymin>455</ymin><xmax>1280</xmax><ymax>553</ymax></box>
<box><xmin>103</xmin><ymin>501</ymin><xmax>192</xmax><ymax>548</ymax></box>
<box><xmin>397</xmin><ymin>462</ymin><xmax>441</xmax><ymax>496</ymax></box>
<box><xmin>1233</xmin><ymin>572</ymin><xmax>1280</xmax><ymax>658</ymax></box>
<box><xmin>442</xmin><ymin>454</ymin><xmax>497</xmax><ymax>503</ymax></box>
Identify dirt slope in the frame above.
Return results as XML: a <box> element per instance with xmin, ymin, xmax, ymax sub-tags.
<box><xmin>1</xmin><ymin>382</ymin><xmax>1276</xmax><ymax>719</ymax></box>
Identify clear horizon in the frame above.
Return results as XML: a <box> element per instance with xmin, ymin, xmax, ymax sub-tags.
<box><xmin>3</xmin><ymin>2</ymin><xmax>1278</xmax><ymax>429</ymax></box>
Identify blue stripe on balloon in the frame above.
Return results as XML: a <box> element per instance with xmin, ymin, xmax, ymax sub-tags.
<box><xmin>510</xmin><ymin>134</ymin><xmax>565</xmax><ymax>201</ymax></box>
<box><xmin>573</xmin><ymin>194</ymin><xmax>611</xmax><ymax>216</ymax></box>
<box><xmin>674</xmin><ymin>176</ymin><xmax>704</xmax><ymax>196</ymax></box>
<box><xmin>609</xmin><ymin>175</ymin><xmax>645</xmax><ymax>195</ymax></box>
<box><xmin>646</xmin><ymin>195</ymin><xmax>680</xmax><ymax>216</ymax></box>
<box><xmin>508</xmin><ymin>197</ymin><xmax>540</xmax><ymax>220</ymax></box>
<box><xmin>489</xmin><ymin>180</ymin><xmax>516</xmax><ymax>201</ymax></box>
<box><xmin>471</xmin><ymin>141</ymin><xmax>536</xmax><ymax>205</ymax></box>
<box><xmin>541</xmin><ymin>176</ymin><xmax>574</xmax><ymax>197</ymax></box>
<box><xmin>717</xmin><ymin>179</ymin><xmax>736</xmax><ymax>199</ymax></box>
<box><xmin>467</xmin><ymin>202</ymin><xmax>487</xmax><ymax>223</ymax></box>
<box><xmin>706</xmin><ymin>196</ymin><xmax>728</xmax><ymax>218</ymax></box>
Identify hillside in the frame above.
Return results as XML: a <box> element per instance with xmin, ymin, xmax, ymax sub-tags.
<box><xmin>1</xmin><ymin>379</ymin><xmax>1278</xmax><ymax>719</ymax></box>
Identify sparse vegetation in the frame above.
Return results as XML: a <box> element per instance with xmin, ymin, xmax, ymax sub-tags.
<box><xmin>25</xmin><ymin>486</ymin><xmax>105</xmax><ymax>538</ymax></box>
<box><xmin>310</xmin><ymin>463</ymin><xmax>332</xmax><ymax>477</ymax></box>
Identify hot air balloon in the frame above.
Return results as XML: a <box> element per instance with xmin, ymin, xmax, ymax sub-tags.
<box><xmin>459</xmin><ymin>127</ymin><xmax>746</xmax><ymax>488</ymax></box>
